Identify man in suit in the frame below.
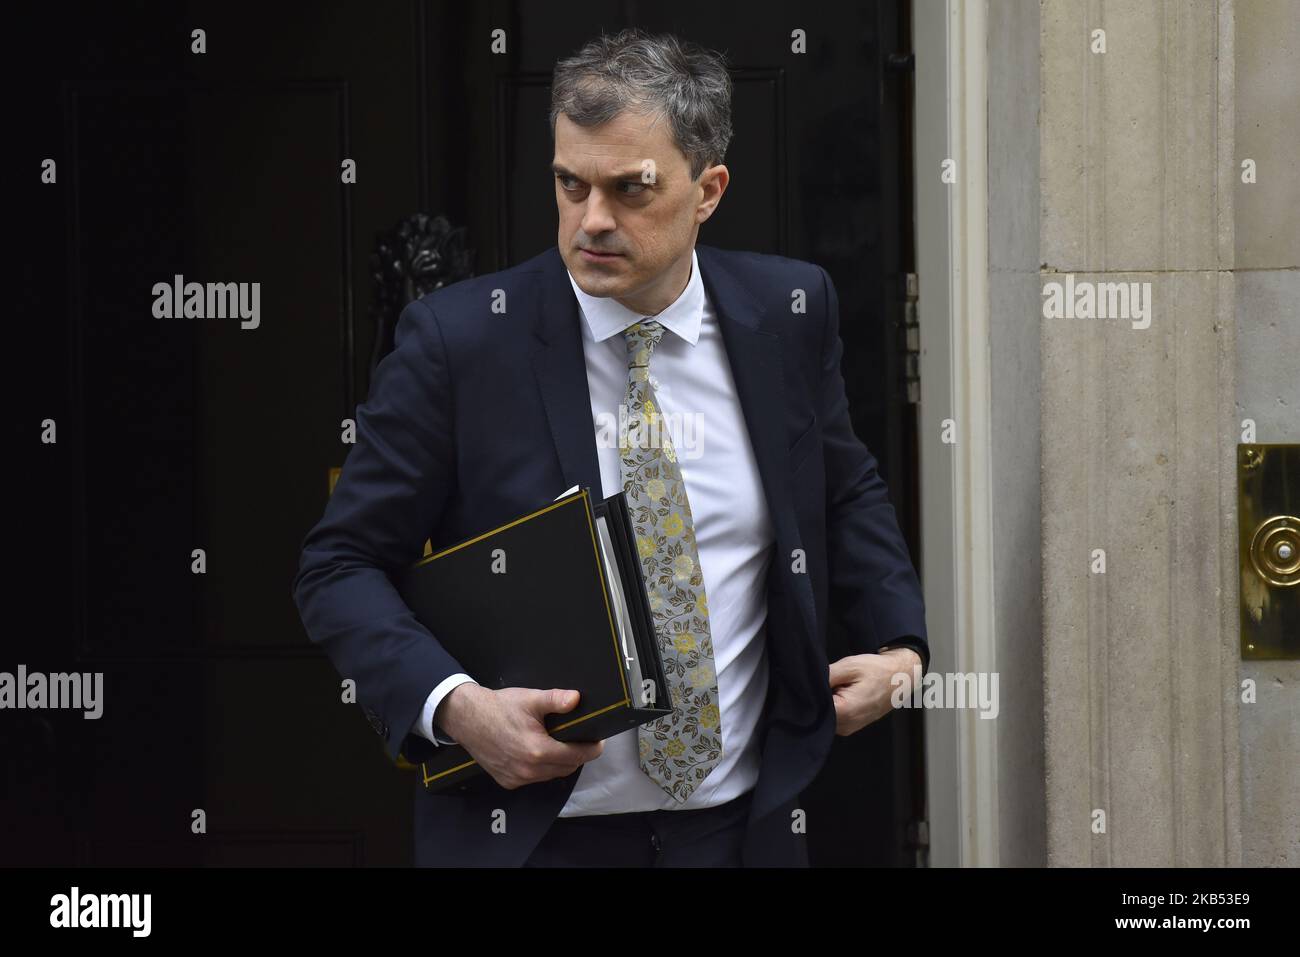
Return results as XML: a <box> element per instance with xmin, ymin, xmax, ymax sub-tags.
<box><xmin>292</xmin><ymin>28</ymin><xmax>927</xmax><ymax>867</ymax></box>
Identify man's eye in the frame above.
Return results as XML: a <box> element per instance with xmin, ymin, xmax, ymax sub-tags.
<box><xmin>555</xmin><ymin>175</ymin><xmax>645</xmax><ymax>195</ymax></box>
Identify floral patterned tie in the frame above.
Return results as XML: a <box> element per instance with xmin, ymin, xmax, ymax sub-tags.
<box><xmin>621</xmin><ymin>319</ymin><xmax>723</xmax><ymax>802</ymax></box>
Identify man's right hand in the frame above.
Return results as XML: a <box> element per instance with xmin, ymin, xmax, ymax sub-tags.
<box><xmin>434</xmin><ymin>684</ymin><xmax>604</xmax><ymax>789</ymax></box>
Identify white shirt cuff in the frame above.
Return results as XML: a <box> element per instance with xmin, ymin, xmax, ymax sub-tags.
<box><xmin>417</xmin><ymin>674</ymin><xmax>478</xmax><ymax>745</ymax></box>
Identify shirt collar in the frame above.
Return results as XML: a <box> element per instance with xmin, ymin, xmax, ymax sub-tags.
<box><xmin>566</xmin><ymin>246</ymin><xmax>703</xmax><ymax>346</ymax></box>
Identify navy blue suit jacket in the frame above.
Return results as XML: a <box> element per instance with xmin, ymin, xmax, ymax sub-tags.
<box><xmin>292</xmin><ymin>243</ymin><xmax>928</xmax><ymax>866</ymax></box>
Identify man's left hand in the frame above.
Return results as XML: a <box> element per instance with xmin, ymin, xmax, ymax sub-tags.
<box><xmin>828</xmin><ymin>648</ymin><xmax>922</xmax><ymax>736</ymax></box>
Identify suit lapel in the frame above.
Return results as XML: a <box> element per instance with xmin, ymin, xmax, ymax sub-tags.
<box><xmin>695</xmin><ymin>245</ymin><xmax>819</xmax><ymax>645</ymax></box>
<box><xmin>692</xmin><ymin>245</ymin><xmax>800</xmax><ymax>551</ymax></box>
<box><xmin>531</xmin><ymin>250</ymin><xmax>603</xmax><ymax>496</ymax></box>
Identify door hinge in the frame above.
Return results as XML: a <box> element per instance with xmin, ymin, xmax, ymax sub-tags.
<box><xmin>902</xmin><ymin>272</ymin><xmax>920</xmax><ymax>404</ymax></box>
<box><xmin>906</xmin><ymin>817</ymin><xmax>930</xmax><ymax>867</ymax></box>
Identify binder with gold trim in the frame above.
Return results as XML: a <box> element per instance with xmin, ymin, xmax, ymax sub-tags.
<box><xmin>393</xmin><ymin>487</ymin><xmax>672</xmax><ymax>793</ymax></box>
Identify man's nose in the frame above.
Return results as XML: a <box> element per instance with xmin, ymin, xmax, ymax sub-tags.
<box><xmin>581</xmin><ymin>189</ymin><xmax>617</xmax><ymax>235</ymax></box>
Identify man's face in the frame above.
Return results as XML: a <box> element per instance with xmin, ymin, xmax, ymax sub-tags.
<box><xmin>553</xmin><ymin>109</ymin><xmax>727</xmax><ymax>312</ymax></box>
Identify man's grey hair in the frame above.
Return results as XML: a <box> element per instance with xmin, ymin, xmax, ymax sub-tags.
<box><xmin>549</xmin><ymin>28</ymin><xmax>733</xmax><ymax>181</ymax></box>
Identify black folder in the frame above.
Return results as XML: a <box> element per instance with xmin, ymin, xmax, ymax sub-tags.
<box><xmin>393</xmin><ymin>487</ymin><xmax>672</xmax><ymax>793</ymax></box>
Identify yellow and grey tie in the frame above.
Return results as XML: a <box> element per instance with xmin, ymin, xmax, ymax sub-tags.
<box><xmin>621</xmin><ymin>319</ymin><xmax>723</xmax><ymax>802</ymax></box>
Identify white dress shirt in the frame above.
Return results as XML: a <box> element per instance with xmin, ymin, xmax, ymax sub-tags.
<box><xmin>416</xmin><ymin>246</ymin><xmax>775</xmax><ymax>815</ymax></box>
